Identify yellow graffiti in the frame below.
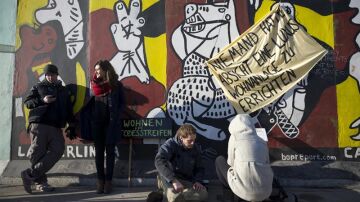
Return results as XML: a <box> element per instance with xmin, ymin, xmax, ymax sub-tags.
<box><xmin>145</xmin><ymin>34</ymin><xmax>167</xmax><ymax>87</ymax></box>
<box><xmin>337</xmin><ymin>78</ymin><xmax>360</xmax><ymax>147</ymax></box>
<box><xmin>90</xmin><ymin>0</ymin><xmax>160</xmax><ymax>13</ymax></box>
<box><xmin>74</xmin><ymin>62</ymin><xmax>87</xmax><ymax>114</ymax></box>
<box><xmin>23</xmin><ymin>104</ymin><xmax>30</xmax><ymax>130</ymax></box>
<box><xmin>16</xmin><ymin>0</ymin><xmax>48</xmax><ymax>50</ymax></box>
<box><xmin>295</xmin><ymin>8</ymin><xmax>333</xmax><ymax>48</ymax></box>
<box><xmin>31</xmin><ymin>61</ymin><xmax>50</xmax><ymax>75</ymax></box>
<box><xmin>255</xmin><ymin>0</ymin><xmax>334</xmax><ymax>48</ymax></box>
<box><xmin>90</xmin><ymin>0</ymin><xmax>117</xmax><ymax>11</ymax></box>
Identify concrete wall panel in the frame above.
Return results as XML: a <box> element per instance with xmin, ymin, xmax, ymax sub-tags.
<box><xmin>0</xmin><ymin>0</ymin><xmax>17</xmax><ymax>46</ymax></box>
<box><xmin>0</xmin><ymin>53</ymin><xmax>14</xmax><ymax>161</ymax></box>
<box><xmin>0</xmin><ymin>0</ymin><xmax>16</xmax><ymax>164</ymax></box>
<box><xmin>9</xmin><ymin>0</ymin><xmax>360</xmax><ymax>180</ymax></box>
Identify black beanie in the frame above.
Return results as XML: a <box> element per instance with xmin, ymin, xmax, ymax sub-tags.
<box><xmin>44</xmin><ymin>64</ymin><xmax>59</xmax><ymax>75</ymax></box>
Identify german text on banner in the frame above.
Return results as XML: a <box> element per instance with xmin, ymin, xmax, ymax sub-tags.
<box><xmin>206</xmin><ymin>4</ymin><xmax>328</xmax><ymax>114</ymax></box>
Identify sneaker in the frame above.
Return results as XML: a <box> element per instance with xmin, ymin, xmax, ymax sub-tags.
<box><xmin>35</xmin><ymin>182</ymin><xmax>55</xmax><ymax>192</ymax></box>
<box><xmin>21</xmin><ymin>169</ymin><xmax>33</xmax><ymax>194</ymax></box>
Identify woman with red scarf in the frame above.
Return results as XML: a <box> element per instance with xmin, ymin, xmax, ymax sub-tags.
<box><xmin>81</xmin><ymin>60</ymin><xmax>124</xmax><ymax>194</ymax></box>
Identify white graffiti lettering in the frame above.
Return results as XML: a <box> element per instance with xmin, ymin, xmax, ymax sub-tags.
<box><xmin>17</xmin><ymin>145</ymin><xmax>96</xmax><ymax>159</ymax></box>
<box><xmin>281</xmin><ymin>153</ymin><xmax>337</xmax><ymax>161</ymax></box>
<box><xmin>344</xmin><ymin>147</ymin><xmax>360</xmax><ymax>159</ymax></box>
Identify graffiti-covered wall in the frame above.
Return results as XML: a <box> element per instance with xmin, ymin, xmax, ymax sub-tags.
<box><xmin>12</xmin><ymin>0</ymin><xmax>360</xmax><ymax>179</ymax></box>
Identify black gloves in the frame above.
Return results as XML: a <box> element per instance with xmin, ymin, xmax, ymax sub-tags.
<box><xmin>65</xmin><ymin>125</ymin><xmax>77</xmax><ymax>140</ymax></box>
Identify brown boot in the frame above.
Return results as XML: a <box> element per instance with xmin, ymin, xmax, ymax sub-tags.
<box><xmin>96</xmin><ymin>180</ymin><xmax>104</xmax><ymax>194</ymax></box>
<box><xmin>104</xmin><ymin>181</ymin><xmax>112</xmax><ymax>194</ymax></box>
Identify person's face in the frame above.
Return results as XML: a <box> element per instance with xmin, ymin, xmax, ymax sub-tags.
<box><xmin>45</xmin><ymin>73</ymin><xmax>58</xmax><ymax>83</ymax></box>
<box><xmin>180</xmin><ymin>134</ymin><xmax>196</xmax><ymax>149</ymax></box>
<box><xmin>94</xmin><ymin>64</ymin><xmax>105</xmax><ymax>79</ymax></box>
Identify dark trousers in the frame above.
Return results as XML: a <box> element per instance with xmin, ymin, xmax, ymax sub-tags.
<box><xmin>215</xmin><ymin>155</ymin><xmax>230</xmax><ymax>188</ymax></box>
<box><xmin>28</xmin><ymin>123</ymin><xmax>65</xmax><ymax>184</ymax></box>
<box><xmin>215</xmin><ymin>156</ymin><xmax>244</xmax><ymax>202</ymax></box>
<box><xmin>93</xmin><ymin>124</ymin><xmax>116</xmax><ymax>181</ymax></box>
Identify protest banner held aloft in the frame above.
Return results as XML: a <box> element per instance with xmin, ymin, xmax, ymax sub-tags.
<box><xmin>206</xmin><ymin>4</ymin><xmax>328</xmax><ymax>114</ymax></box>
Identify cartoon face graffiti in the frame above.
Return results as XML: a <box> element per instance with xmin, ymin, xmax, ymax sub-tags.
<box><xmin>35</xmin><ymin>0</ymin><xmax>84</xmax><ymax>59</ymax></box>
<box><xmin>167</xmin><ymin>0</ymin><xmax>239</xmax><ymax>140</ymax></box>
<box><xmin>19</xmin><ymin>24</ymin><xmax>58</xmax><ymax>55</ymax></box>
<box><xmin>182</xmin><ymin>2</ymin><xmax>232</xmax><ymax>38</ymax></box>
<box><xmin>172</xmin><ymin>0</ymin><xmax>239</xmax><ymax>60</ymax></box>
<box><xmin>14</xmin><ymin>24</ymin><xmax>58</xmax><ymax>96</ymax></box>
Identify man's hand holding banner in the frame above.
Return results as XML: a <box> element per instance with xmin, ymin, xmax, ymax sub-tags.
<box><xmin>206</xmin><ymin>4</ymin><xmax>327</xmax><ymax>114</ymax></box>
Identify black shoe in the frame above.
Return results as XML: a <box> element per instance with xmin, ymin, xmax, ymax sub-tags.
<box><xmin>21</xmin><ymin>169</ymin><xmax>33</xmax><ymax>194</ymax></box>
<box><xmin>147</xmin><ymin>189</ymin><xmax>163</xmax><ymax>202</ymax></box>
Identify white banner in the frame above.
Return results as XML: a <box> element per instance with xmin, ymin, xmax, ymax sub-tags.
<box><xmin>206</xmin><ymin>4</ymin><xmax>327</xmax><ymax>114</ymax></box>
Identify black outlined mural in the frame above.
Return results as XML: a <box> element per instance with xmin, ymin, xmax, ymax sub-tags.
<box><xmin>167</xmin><ymin>0</ymin><xmax>239</xmax><ymax>140</ymax></box>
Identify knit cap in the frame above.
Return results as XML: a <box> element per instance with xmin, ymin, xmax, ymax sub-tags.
<box><xmin>44</xmin><ymin>64</ymin><xmax>58</xmax><ymax>75</ymax></box>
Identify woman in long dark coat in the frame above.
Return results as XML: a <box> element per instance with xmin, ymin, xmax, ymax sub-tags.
<box><xmin>81</xmin><ymin>60</ymin><xmax>124</xmax><ymax>194</ymax></box>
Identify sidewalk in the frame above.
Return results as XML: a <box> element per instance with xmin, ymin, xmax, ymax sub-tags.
<box><xmin>0</xmin><ymin>182</ymin><xmax>360</xmax><ymax>202</ymax></box>
<box><xmin>1</xmin><ymin>160</ymin><xmax>360</xmax><ymax>201</ymax></box>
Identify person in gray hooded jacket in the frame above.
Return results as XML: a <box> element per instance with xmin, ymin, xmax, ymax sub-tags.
<box><xmin>215</xmin><ymin>114</ymin><xmax>273</xmax><ymax>201</ymax></box>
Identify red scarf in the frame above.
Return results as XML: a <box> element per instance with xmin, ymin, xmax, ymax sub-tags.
<box><xmin>91</xmin><ymin>74</ymin><xmax>112</xmax><ymax>96</ymax></box>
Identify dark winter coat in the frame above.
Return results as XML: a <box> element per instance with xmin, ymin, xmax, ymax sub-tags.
<box><xmin>154</xmin><ymin>136</ymin><xmax>205</xmax><ymax>183</ymax></box>
<box><xmin>80</xmin><ymin>82</ymin><xmax>125</xmax><ymax>144</ymax></box>
<box><xmin>24</xmin><ymin>80</ymin><xmax>74</xmax><ymax>129</ymax></box>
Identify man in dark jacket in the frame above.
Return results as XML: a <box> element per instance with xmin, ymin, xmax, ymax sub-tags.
<box><xmin>154</xmin><ymin>124</ymin><xmax>208</xmax><ymax>202</ymax></box>
<box><xmin>21</xmin><ymin>64</ymin><xmax>77</xmax><ymax>194</ymax></box>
